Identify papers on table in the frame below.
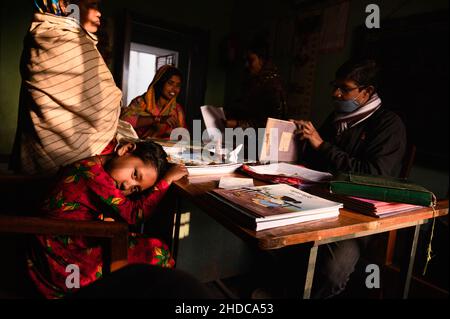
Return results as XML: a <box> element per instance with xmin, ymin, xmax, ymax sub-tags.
<box><xmin>246</xmin><ymin>163</ymin><xmax>332</xmax><ymax>183</ymax></box>
<box><xmin>187</xmin><ymin>163</ymin><xmax>243</xmax><ymax>176</ymax></box>
<box><xmin>165</xmin><ymin>142</ymin><xmax>244</xmax><ymax>176</ymax></box>
<box><xmin>218</xmin><ymin>177</ymin><xmax>254</xmax><ymax>190</ymax></box>
<box><xmin>206</xmin><ymin>144</ymin><xmax>243</xmax><ymax>163</ymax></box>
<box><xmin>200</xmin><ymin>105</ymin><xmax>226</xmax><ymax>139</ymax></box>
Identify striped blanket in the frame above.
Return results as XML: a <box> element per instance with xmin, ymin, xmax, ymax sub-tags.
<box><xmin>12</xmin><ymin>13</ymin><xmax>122</xmax><ymax>174</ymax></box>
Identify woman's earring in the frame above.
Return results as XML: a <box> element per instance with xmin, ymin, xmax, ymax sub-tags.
<box><xmin>114</xmin><ymin>143</ymin><xmax>121</xmax><ymax>153</ymax></box>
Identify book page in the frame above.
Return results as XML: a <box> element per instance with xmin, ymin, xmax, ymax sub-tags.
<box><xmin>259</xmin><ymin>118</ymin><xmax>298</xmax><ymax>163</ymax></box>
<box><xmin>218</xmin><ymin>177</ymin><xmax>254</xmax><ymax>190</ymax></box>
<box><xmin>200</xmin><ymin>105</ymin><xmax>226</xmax><ymax>138</ymax></box>
<box><xmin>248</xmin><ymin>163</ymin><xmax>332</xmax><ymax>183</ymax></box>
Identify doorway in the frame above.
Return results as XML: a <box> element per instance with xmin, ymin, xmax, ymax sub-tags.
<box><xmin>115</xmin><ymin>12</ymin><xmax>210</xmax><ymax>131</ymax></box>
<box><xmin>126</xmin><ymin>43</ymin><xmax>179</xmax><ymax>106</ymax></box>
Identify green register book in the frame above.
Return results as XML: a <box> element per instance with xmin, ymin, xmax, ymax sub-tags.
<box><xmin>330</xmin><ymin>172</ymin><xmax>436</xmax><ymax>207</ymax></box>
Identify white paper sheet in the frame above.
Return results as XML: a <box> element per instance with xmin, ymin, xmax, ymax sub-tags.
<box><xmin>247</xmin><ymin>163</ymin><xmax>332</xmax><ymax>183</ymax></box>
<box><xmin>200</xmin><ymin>105</ymin><xmax>226</xmax><ymax>138</ymax></box>
<box><xmin>218</xmin><ymin>177</ymin><xmax>254</xmax><ymax>190</ymax></box>
<box><xmin>187</xmin><ymin>163</ymin><xmax>242</xmax><ymax>176</ymax></box>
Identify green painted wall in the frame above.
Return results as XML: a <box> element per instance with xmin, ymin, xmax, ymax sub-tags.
<box><xmin>225</xmin><ymin>0</ymin><xmax>449</xmax><ymax>197</ymax></box>
<box><xmin>311</xmin><ymin>0</ymin><xmax>449</xmax><ymax>127</ymax></box>
<box><xmin>0</xmin><ymin>2</ymin><xmax>33</xmax><ymax>154</ymax></box>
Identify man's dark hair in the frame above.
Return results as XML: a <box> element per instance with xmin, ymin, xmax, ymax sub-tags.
<box><xmin>153</xmin><ymin>66</ymin><xmax>183</xmax><ymax>100</ymax></box>
<box><xmin>335</xmin><ymin>59</ymin><xmax>380</xmax><ymax>88</ymax></box>
<box><xmin>131</xmin><ymin>141</ymin><xmax>169</xmax><ymax>177</ymax></box>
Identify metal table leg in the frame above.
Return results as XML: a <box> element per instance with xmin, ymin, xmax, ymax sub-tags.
<box><xmin>403</xmin><ymin>224</ymin><xmax>421</xmax><ymax>299</ymax></box>
<box><xmin>303</xmin><ymin>244</ymin><xmax>318</xmax><ymax>299</ymax></box>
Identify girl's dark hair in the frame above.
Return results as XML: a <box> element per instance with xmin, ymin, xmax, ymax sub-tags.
<box><xmin>131</xmin><ymin>141</ymin><xmax>169</xmax><ymax>177</ymax></box>
<box><xmin>335</xmin><ymin>59</ymin><xmax>380</xmax><ymax>88</ymax></box>
<box><xmin>153</xmin><ymin>66</ymin><xmax>183</xmax><ymax>100</ymax></box>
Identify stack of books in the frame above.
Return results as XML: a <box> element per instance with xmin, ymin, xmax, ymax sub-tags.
<box><xmin>326</xmin><ymin>172</ymin><xmax>436</xmax><ymax>217</ymax></box>
<box><xmin>209</xmin><ymin>183</ymin><xmax>342</xmax><ymax>231</ymax></box>
<box><xmin>330</xmin><ymin>172</ymin><xmax>436</xmax><ymax>207</ymax></box>
<box><xmin>327</xmin><ymin>194</ymin><xmax>423</xmax><ymax>218</ymax></box>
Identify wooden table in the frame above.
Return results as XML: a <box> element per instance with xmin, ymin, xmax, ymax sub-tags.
<box><xmin>172</xmin><ymin>173</ymin><xmax>449</xmax><ymax>299</ymax></box>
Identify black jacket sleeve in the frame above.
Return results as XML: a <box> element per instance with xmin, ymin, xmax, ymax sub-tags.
<box><xmin>302</xmin><ymin>108</ymin><xmax>407</xmax><ymax>177</ymax></box>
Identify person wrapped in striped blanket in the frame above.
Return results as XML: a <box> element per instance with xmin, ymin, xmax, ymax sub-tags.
<box><xmin>10</xmin><ymin>0</ymin><xmax>123</xmax><ymax>175</ymax></box>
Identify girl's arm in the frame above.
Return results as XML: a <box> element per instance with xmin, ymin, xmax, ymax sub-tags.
<box><xmin>87</xmin><ymin>162</ymin><xmax>187</xmax><ymax>225</ymax></box>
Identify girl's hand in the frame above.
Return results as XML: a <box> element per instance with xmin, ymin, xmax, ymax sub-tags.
<box><xmin>163</xmin><ymin>164</ymin><xmax>188</xmax><ymax>185</ymax></box>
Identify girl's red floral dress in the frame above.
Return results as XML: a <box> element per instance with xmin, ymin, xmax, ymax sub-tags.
<box><xmin>27</xmin><ymin>157</ymin><xmax>175</xmax><ymax>299</ymax></box>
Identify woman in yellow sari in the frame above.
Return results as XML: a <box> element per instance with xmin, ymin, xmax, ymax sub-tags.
<box><xmin>121</xmin><ymin>65</ymin><xmax>187</xmax><ymax>139</ymax></box>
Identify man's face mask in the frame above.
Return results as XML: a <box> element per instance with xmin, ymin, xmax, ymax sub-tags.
<box><xmin>333</xmin><ymin>95</ymin><xmax>361</xmax><ymax>113</ymax></box>
<box><xmin>333</xmin><ymin>88</ymin><xmax>365</xmax><ymax>113</ymax></box>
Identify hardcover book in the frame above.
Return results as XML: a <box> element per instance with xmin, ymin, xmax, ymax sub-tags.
<box><xmin>311</xmin><ymin>188</ymin><xmax>424</xmax><ymax>218</ymax></box>
<box><xmin>330</xmin><ymin>172</ymin><xmax>436</xmax><ymax>207</ymax></box>
<box><xmin>210</xmin><ymin>184</ymin><xmax>342</xmax><ymax>231</ymax></box>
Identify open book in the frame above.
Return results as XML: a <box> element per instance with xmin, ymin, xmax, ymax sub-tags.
<box><xmin>210</xmin><ymin>184</ymin><xmax>342</xmax><ymax>231</ymax></box>
<box><xmin>259</xmin><ymin>118</ymin><xmax>299</xmax><ymax>163</ymax></box>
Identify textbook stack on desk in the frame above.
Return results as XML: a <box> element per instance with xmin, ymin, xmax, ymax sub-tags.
<box><xmin>322</xmin><ymin>194</ymin><xmax>424</xmax><ymax>218</ymax></box>
<box><xmin>210</xmin><ymin>184</ymin><xmax>342</xmax><ymax>231</ymax></box>
<box><xmin>330</xmin><ymin>172</ymin><xmax>436</xmax><ymax>207</ymax></box>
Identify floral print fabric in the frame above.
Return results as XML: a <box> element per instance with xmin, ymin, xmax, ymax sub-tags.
<box><xmin>27</xmin><ymin>157</ymin><xmax>174</xmax><ymax>298</ymax></box>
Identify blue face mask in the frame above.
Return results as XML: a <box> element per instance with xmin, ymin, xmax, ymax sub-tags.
<box><xmin>333</xmin><ymin>90</ymin><xmax>363</xmax><ymax>113</ymax></box>
<box><xmin>333</xmin><ymin>98</ymin><xmax>360</xmax><ymax>113</ymax></box>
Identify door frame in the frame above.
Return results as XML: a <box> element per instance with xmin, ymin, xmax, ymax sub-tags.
<box><xmin>114</xmin><ymin>11</ymin><xmax>210</xmax><ymax>131</ymax></box>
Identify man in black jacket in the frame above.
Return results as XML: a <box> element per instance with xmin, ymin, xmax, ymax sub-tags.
<box><xmin>291</xmin><ymin>59</ymin><xmax>407</xmax><ymax>298</ymax></box>
<box><xmin>293</xmin><ymin>59</ymin><xmax>406</xmax><ymax>177</ymax></box>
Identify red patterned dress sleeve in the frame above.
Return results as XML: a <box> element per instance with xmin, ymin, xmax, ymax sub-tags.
<box><xmin>27</xmin><ymin>158</ymin><xmax>174</xmax><ymax>299</ymax></box>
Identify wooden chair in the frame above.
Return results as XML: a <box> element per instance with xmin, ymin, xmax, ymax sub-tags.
<box><xmin>0</xmin><ymin>175</ymin><xmax>129</xmax><ymax>298</ymax></box>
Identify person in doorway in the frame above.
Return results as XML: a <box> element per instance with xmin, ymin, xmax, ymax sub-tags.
<box><xmin>120</xmin><ymin>65</ymin><xmax>188</xmax><ymax>139</ymax></box>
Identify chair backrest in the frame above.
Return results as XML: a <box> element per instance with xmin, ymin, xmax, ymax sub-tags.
<box><xmin>399</xmin><ymin>143</ymin><xmax>416</xmax><ymax>179</ymax></box>
<box><xmin>0</xmin><ymin>175</ymin><xmax>54</xmax><ymax>216</ymax></box>
<box><xmin>0</xmin><ymin>175</ymin><xmax>54</xmax><ymax>298</ymax></box>
<box><xmin>0</xmin><ymin>175</ymin><xmax>129</xmax><ymax>298</ymax></box>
